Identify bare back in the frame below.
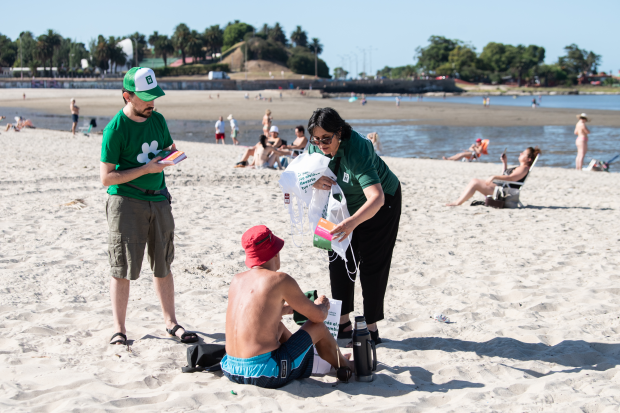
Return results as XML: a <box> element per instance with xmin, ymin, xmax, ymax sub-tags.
<box><xmin>254</xmin><ymin>145</ymin><xmax>275</xmax><ymax>164</ymax></box>
<box><xmin>225</xmin><ymin>269</ymin><xmax>288</xmax><ymax>358</ymax></box>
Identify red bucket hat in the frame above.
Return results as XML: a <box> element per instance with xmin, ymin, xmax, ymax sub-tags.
<box><xmin>242</xmin><ymin>225</ymin><xmax>285</xmax><ymax>268</ymax></box>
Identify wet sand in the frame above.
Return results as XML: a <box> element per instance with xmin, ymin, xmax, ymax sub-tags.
<box><xmin>1</xmin><ymin>89</ymin><xmax>619</xmax><ymax>127</ymax></box>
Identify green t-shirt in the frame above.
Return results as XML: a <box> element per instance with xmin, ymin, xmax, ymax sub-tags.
<box><xmin>101</xmin><ymin>109</ymin><xmax>173</xmax><ymax>202</ymax></box>
<box><xmin>308</xmin><ymin>130</ymin><xmax>400</xmax><ymax>215</ymax></box>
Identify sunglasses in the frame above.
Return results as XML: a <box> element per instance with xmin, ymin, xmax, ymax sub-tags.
<box><xmin>310</xmin><ymin>133</ymin><xmax>337</xmax><ymax>146</ymax></box>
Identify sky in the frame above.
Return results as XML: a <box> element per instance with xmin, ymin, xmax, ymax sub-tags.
<box><xmin>3</xmin><ymin>0</ymin><xmax>619</xmax><ymax>76</ymax></box>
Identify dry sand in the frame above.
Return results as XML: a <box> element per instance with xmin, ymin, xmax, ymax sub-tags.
<box><xmin>1</xmin><ymin>128</ymin><xmax>619</xmax><ymax>411</ymax></box>
<box><xmin>2</xmin><ymin>89</ymin><xmax>620</xmax><ymax>127</ymax></box>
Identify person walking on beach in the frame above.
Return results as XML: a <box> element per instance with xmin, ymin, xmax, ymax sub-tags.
<box><xmin>70</xmin><ymin>98</ymin><xmax>79</xmax><ymax>136</ymax></box>
<box><xmin>262</xmin><ymin>110</ymin><xmax>272</xmax><ymax>135</ymax></box>
<box><xmin>308</xmin><ymin>107</ymin><xmax>401</xmax><ymax>345</ymax></box>
<box><xmin>228</xmin><ymin>114</ymin><xmax>240</xmax><ymax>145</ymax></box>
<box><xmin>215</xmin><ymin>116</ymin><xmax>226</xmax><ymax>144</ymax></box>
<box><xmin>100</xmin><ymin>67</ymin><xmax>198</xmax><ymax>346</ymax></box>
<box><xmin>395</xmin><ymin>96</ymin><xmax>400</xmax><ymax>108</ymax></box>
<box><xmin>575</xmin><ymin>113</ymin><xmax>590</xmax><ymax>170</ymax></box>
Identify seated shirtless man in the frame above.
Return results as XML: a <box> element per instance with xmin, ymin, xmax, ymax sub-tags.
<box><xmin>221</xmin><ymin>225</ymin><xmax>354</xmax><ymax>388</ymax></box>
<box><xmin>234</xmin><ymin>126</ymin><xmax>285</xmax><ymax>168</ymax></box>
<box><xmin>279</xmin><ymin>125</ymin><xmax>308</xmax><ymax>158</ymax></box>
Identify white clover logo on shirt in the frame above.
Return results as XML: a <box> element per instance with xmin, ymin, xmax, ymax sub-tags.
<box><xmin>137</xmin><ymin>141</ymin><xmax>161</xmax><ymax>164</ymax></box>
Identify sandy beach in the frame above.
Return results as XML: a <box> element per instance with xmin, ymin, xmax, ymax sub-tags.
<box><xmin>1</xmin><ymin>127</ymin><xmax>619</xmax><ymax>411</ymax></box>
<box><xmin>2</xmin><ymin>89</ymin><xmax>620</xmax><ymax>127</ymax></box>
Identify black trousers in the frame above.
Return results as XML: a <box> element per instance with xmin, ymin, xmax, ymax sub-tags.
<box><xmin>329</xmin><ymin>184</ymin><xmax>402</xmax><ymax>325</ymax></box>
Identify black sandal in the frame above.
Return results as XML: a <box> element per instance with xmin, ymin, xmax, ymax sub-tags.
<box><xmin>336</xmin><ymin>366</ymin><xmax>353</xmax><ymax>383</ymax></box>
<box><xmin>166</xmin><ymin>325</ymin><xmax>199</xmax><ymax>343</ymax></box>
<box><xmin>109</xmin><ymin>332</ymin><xmax>127</xmax><ymax>345</ymax></box>
<box><xmin>337</xmin><ymin>321</ymin><xmax>353</xmax><ymax>339</ymax></box>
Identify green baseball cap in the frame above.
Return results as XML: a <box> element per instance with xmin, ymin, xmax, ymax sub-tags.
<box><xmin>123</xmin><ymin>67</ymin><xmax>165</xmax><ymax>102</ymax></box>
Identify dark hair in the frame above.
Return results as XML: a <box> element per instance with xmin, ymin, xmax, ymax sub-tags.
<box><xmin>295</xmin><ymin>125</ymin><xmax>305</xmax><ymax>134</ymax></box>
<box><xmin>307</xmin><ymin>107</ymin><xmax>352</xmax><ymax>141</ymax></box>
<box><xmin>122</xmin><ymin>87</ymin><xmax>134</xmax><ymax>104</ymax></box>
<box><xmin>259</xmin><ymin>134</ymin><xmax>267</xmax><ymax>148</ymax></box>
<box><xmin>526</xmin><ymin>146</ymin><xmax>541</xmax><ymax>166</ymax></box>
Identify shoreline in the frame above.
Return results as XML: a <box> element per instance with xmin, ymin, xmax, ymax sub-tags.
<box><xmin>2</xmin><ymin>89</ymin><xmax>620</xmax><ymax>127</ymax></box>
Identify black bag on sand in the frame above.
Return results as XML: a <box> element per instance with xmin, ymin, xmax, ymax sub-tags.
<box><xmin>182</xmin><ymin>343</ymin><xmax>226</xmax><ymax>373</ymax></box>
<box><xmin>485</xmin><ymin>196</ymin><xmax>504</xmax><ymax>209</ymax></box>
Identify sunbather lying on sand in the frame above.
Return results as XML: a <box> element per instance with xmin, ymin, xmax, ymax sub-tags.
<box><xmin>221</xmin><ymin>225</ymin><xmax>354</xmax><ymax>388</ymax></box>
<box><xmin>446</xmin><ymin>146</ymin><xmax>540</xmax><ymax>206</ymax></box>
<box><xmin>443</xmin><ymin>138</ymin><xmax>483</xmax><ymax>161</ymax></box>
<box><xmin>5</xmin><ymin>116</ymin><xmax>35</xmax><ymax>131</ymax></box>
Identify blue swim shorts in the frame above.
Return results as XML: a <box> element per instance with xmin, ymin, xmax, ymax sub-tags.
<box><xmin>221</xmin><ymin>329</ymin><xmax>314</xmax><ymax>389</ymax></box>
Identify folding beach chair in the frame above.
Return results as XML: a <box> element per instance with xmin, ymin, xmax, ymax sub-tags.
<box><xmin>492</xmin><ymin>155</ymin><xmax>539</xmax><ymax>208</ymax></box>
<box><xmin>79</xmin><ymin>118</ymin><xmax>97</xmax><ymax>136</ymax></box>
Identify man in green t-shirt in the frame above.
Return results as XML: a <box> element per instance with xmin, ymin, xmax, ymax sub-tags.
<box><xmin>100</xmin><ymin>67</ymin><xmax>198</xmax><ymax>346</ymax></box>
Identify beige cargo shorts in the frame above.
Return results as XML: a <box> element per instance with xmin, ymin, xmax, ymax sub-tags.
<box><xmin>106</xmin><ymin>195</ymin><xmax>175</xmax><ymax>280</ymax></box>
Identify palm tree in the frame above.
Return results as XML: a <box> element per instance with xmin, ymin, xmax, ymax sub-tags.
<box><xmin>186</xmin><ymin>30</ymin><xmax>204</xmax><ymax>62</ymax></box>
<box><xmin>269</xmin><ymin>23</ymin><xmax>287</xmax><ymax>45</ymax></box>
<box><xmin>310</xmin><ymin>38</ymin><xmax>323</xmax><ymax>55</ymax></box>
<box><xmin>203</xmin><ymin>25</ymin><xmax>224</xmax><ymax>57</ymax></box>
<box><xmin>149</xmin><ymin>31</ymin><xmax>174</xmax><ymax>66</ymax></box>
<box><xmin>93</xmin><ymin>35</ymin><xmax>111</xmax><ymax>72</ymax></box>
<box><xmin>173</xmin><ymin>23</ymin><xmax>191</xmax><ymax>65</ymax></box>
<box><xmin>108</xmin><ymin>37</ymin><xmax>127</xmax><ymax>73</ymax></box>
<box><xmin>290</xmin><ymin>26</ymin><xmax>307</xmax><ymax>48</ymax></box>
<box><xmin>309</xmin><ymin>38</ymin><xmax>323</xmax><ymax>78</ymax></box>
<box><xmin>36</xmin><ymin>29</ymin><xmax>62</xmax><ymax>77</ymax></box>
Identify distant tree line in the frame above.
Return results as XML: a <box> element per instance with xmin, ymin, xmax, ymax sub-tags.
<box><xmin>0</xmin><ymin>21</ymin><xmax>329</xmax><ymax>78</ymax></box>
<box><xmin>377</xmin><ymin>36</ymin><xmax>605</xmax><ymax>86</ymax></box>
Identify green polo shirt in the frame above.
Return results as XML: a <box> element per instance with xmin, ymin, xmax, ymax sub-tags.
<box><xmin>101</xmin><ymin>109</ymin><xmax>173</xmax><ymax>202</ymax></box>
<box><xmin>308</xmin><ymin>130</ymin><xmax>399</xmax><ymax>215</ymax></box>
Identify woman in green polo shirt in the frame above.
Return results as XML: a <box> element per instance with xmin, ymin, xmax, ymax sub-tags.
<box><xmin>307</xmin><ymin>107</ymin><xmax>401</xmax><ymax>344</ymax></box>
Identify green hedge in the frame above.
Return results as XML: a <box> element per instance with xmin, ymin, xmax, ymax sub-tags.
<box><xmin>153</xmin><ymin>63</ymin><xmax>230</xmax><ymax>77</ymax></box>
<box><xmin>287</xmin><ymin>53</ymin><xmax>330</xmax><ymax>78</ymax></box>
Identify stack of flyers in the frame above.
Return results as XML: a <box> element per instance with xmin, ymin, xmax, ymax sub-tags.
<box><xmin>157</xmin><ymin>150</ymin><xmax>187</xmax><ymax>165</ymax></box>
<box><xmin>313</xmin><ymin>218</ymin><xmax>335</xmax><ymax>251</ymax></box>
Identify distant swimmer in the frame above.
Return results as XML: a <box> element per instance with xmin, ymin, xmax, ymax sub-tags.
<box><xmin>574</xmin><ymin>113</ymin><xmax>590</xmax><ymax>170</ymax></box>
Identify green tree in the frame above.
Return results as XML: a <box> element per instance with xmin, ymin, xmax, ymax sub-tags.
<box><xmin>333</xmin><ymin>67</ymin><xmax>348</xmax><ymax>79</ymax></box>
<box><xmin>537</xmin><ymin>64</ymin><xmax>567</xmax><ymax>86</ymax></box>
<box><xmin>68</xmin><ymin>41</ymin><xmax>89</xmax><ymax>74</ymax></box>
<box><xmin>14</xmin><ymin>31</ymin><xmax>36</xmax><ymax>68</ymax></box>
<box><xmin>149</xmin><ymin>32</ymin><xmax>175</xmax><ymax>66</ymax></box>
<box><xmin>479</xmin><ymin>42</ymin><xmax>510</xmax><ymax>73</ymax></box>
<box><xmin>127</xmin><ymin>32</ymin><xmax>147</xmax><ymax>65</ymax></box>
<box><xmin>36</xmin><ymin>29</ymin><xmax>62</xmax><ymax>76</ymax></box>
<box><xmin>109</xmin><ymin>37</ymin><xmax>127</xmax><ymax>72</ymax></box>
<box><xmin>203</xmin><ymin>25</ymin><xmax>224</xmax><ymax>56</ymax></box>
<box><xmin>92</xmin><ymin>35</ymin><xmax>111</xmax><ymax>71</ymax></box>
<box><xmin>223</xmin><ymin>21</ymin><xmax>254</xmax><ymax>50</ymax></box>
<box><xmin>309</xmin><ymin>38</ymin><xmax>323</xmax><ymax>55</ymax></box>
<box><xmin>507</xmin><ymin>44</ymin><xmax>545</xmax><ymax>86</ymax></box>
<box><xmin>414</xmin><ymin>35</ymin><xmax>462</xmax><ymax>72</ymax></box>
<box><xmin>0</xmin><ymin>34</ymin><xmax>17</xmax><ymax>67</ymax></box>
<box><xmin>290</xmin><ymin>26</ymin><xmax>308</xmax><ymax>48</ymax></box>
<box><xmin>245</xmin><ymin>37</ymin><xmax>288</xmax><ymax>62</ymax></box>
<box><xmin>173</xmin><ymin>23</ymin><xmax>191</xmax><ymax>64</ymax></box>
<box><xmin>186</xmin><ymin>30</ymin><xmax>204</xmax><ymax>61</ymax></box>
<box><xmin>288</xmin><ymin>51</ymin><xmax>329</xmax><ymax>78</ymax></box>
<box><xmin>269</xmin><ymin>23</ymin><xmax>287</xmax><ymax>45</ymax></box>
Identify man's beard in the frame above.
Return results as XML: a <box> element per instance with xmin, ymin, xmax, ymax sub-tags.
<box><xmin>132</xmin><ymin>106</ymin><xmax>153</xmax><ymax>119</ymax></box>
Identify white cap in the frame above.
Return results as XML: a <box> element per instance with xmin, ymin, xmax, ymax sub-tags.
<box><xmin>227</xmin><ymin>114</ymin><xmax>234</xmax><ymax>120</ymax></box>
<box><xmin>269</xmin><ymin>126</ymin><xmax>279</xmax><ymax>133</ymax></box>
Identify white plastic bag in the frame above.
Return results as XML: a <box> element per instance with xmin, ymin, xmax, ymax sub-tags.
<box><xmin>278</xmin><ymin>152</ymin><xmax>332</xmax><ymax>206</ymax></box>
<box><xmin>326</xmin><ymin>185</ymin><xmax>351</xmax><ymax>261</ymax></box>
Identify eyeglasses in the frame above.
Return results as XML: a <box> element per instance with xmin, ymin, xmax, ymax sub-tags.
<box><xmin>310</xmin><ymin>133</ymin><xmax>336</xmax><ymax>146</ymax></box>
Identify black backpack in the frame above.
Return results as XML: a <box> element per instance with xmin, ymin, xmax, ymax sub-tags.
<box><xmin>181</xmin><ymin>343</ymin><xmax>226</xmax><ymax>373</ymax></box>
